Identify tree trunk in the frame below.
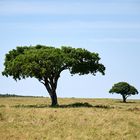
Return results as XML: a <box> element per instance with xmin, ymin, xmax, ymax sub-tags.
<box><xmin>50</xmin><ymin>90</ymin><xmax>58</xmax><ymax>106</ymax></box>
<box><xmin>43</xmin><ymin>76</ymin><xmax>59</xmax><ymax>106</ymax></box>
<box><xmin>122</xmin><ymin>95</ymin><xmax>127</xmax><ymax>103</ymax></box>
<box><xmin>44</xmin><ymin>80</ymin><xmax>58</xmax><ymax>106</ymax></box>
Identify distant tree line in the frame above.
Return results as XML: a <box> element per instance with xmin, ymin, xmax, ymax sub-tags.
<box><xmin>0</xmin><ymin>94</ymin><xmax>44</xmax><ymax>98</ymax></box>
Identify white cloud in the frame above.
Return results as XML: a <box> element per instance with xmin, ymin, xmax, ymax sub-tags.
<box><xmin>1</xmin><ymin>20</ymin><xmax>140</xmax><ymax>44</ymax></box>
<box><xmin>2</xmin><ymin>21</ymin><xmax>140</xmax><ymax>30</ymax></box>
<box><xmin>0</xmin><ymin>1</ymin><xmax>140</xmax><ymax>16</ymax></box>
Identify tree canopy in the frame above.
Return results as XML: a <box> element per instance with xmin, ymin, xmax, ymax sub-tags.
<box><xmin>2</xmin><ymin>45</ymin><xmax>105</xmax><ymax>106</ymax></box>
<box><xmin>109</xmin><ymin>82</ymin><xmax>138</xmax><ymax>102</ymax></box>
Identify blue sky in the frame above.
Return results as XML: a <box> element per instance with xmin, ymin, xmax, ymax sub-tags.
<box><xmin>0</xmin><ymin>0</ymin><xmax>140</xmax><ymax>99</ymax></box>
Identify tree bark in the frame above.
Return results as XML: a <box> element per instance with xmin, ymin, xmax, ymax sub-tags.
<box><xmin>44</xmin><ymin>77</ymin><xmax>59</xmax><ymax>106</ymax></box>
<box><xmin>122</xmin><ymin>94</ymin><xmax>127</xmax><ymax>103</ymax></box>
<box><xmin>50</xmin><ymin>90</ymin><xmax>58</xmax><ymax>106</ymax></box>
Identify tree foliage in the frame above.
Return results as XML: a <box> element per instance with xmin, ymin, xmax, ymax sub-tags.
<box><xmin>109</xmin><ymin>82</ymin><xmax>138</xmax><ymax>102</ymax></box>
<box><xmin>2</xmin><ymin>45</ymin><xmax>105</xmax><ymax>106</ymax></box>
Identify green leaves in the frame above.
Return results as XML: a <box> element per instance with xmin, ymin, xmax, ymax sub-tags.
<box><xmin>109</xmin><ymin>82</ymin><xmax>138</xmax><ymax>96</ymax></box>
<box><xmin>2</xmin><ymin>45</ymin><xmax>105</xmax><ymax>81</ymax></box>
<box><xmin>61</xmin><ymin>47</ymin><xmax>105</xmax><ymax>75</ymax></box>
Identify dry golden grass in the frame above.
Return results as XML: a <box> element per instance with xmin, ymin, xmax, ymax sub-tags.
<box><xmin>0</xmin><ymin>97</ymin><xmax>140</xmax><ymax>140</ymax></box>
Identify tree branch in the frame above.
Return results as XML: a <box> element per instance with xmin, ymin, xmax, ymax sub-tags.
<box><xmin>39</xmin><ymin>81</ymin><xmax>45</xmax><ymax>85</ymax></box>
<box><xmin>126</xmin><ymin>95</ymin><xmax>131</xmax><ymax>98</ymax></box>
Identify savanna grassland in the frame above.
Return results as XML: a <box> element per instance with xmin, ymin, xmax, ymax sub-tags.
<box><xmin>0</xmin><ymin>97</ymin><xmax>140</xmax><ymax>140</ymax></box>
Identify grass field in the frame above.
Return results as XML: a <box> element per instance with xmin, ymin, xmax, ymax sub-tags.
<box><xmin>0</xmin><ymin>97</ymin><xmax>140</xmax><ymax>140</ymax></box>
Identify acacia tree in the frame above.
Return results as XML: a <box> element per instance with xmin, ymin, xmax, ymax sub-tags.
<box><xmin>109</xmin><ymin>82</ymin><xmax>138</xmax><ymax>102</ymax></box>
<box><xmin>2</xmin><ymin>45</ymin><xmax>105</xmax><ymax>106</ymax></box>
